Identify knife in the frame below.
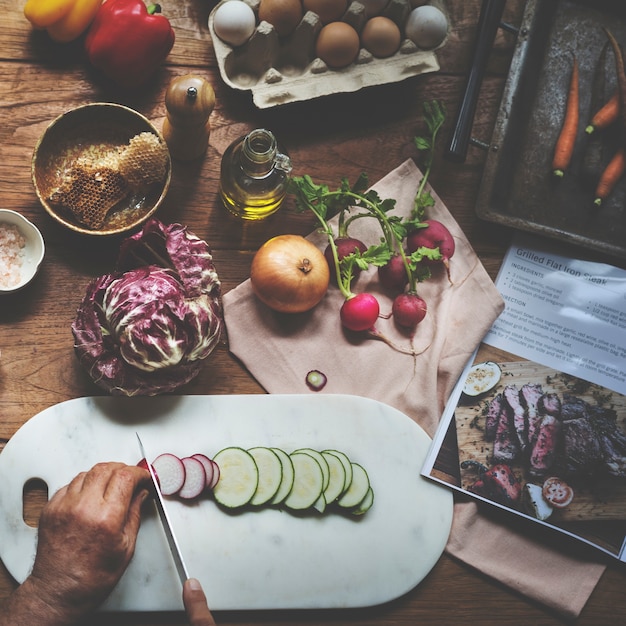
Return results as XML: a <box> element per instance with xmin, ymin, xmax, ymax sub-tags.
<box><xmin>136</xmin><ymin>433</ymin><xmax>190</xmax><ymax>586</ymax></box>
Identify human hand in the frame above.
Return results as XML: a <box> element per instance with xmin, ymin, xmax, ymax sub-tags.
<box><xmin>183</xmin><ymin>578</ymin><xmax>216</xmax><ymax>625</ymax></box>
<box><xmin>2</xmin><ymin>462</ymin><xmax>150</xmax><ymax>625</ymax></box>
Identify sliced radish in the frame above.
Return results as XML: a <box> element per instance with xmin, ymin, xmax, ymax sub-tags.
<box><xmin>152</xmin><ymin>453</ymin><xmax>186</xmax><ymax>496</ymax></box>
<box><xmin>137</xmin><ymin>458</ymin><xmax>160</xmax><ymax>487</ymax></box>
<box><xmin>208</xmin><ymin>459</ymin><xmax>220</xmax><ymax>489</ymax></box>
<box><xmin>179</xmin><ymin>457</ymin><xmax>208</xmax><ymax>500</ymax></box>
<box><xmin>191</xmin><ymin>453</ymin><xmax>214</xmax><ymax>490</ymax></box>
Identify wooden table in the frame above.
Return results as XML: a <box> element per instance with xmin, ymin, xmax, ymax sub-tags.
<box><xmin>1</xmin><ymin>0</ymin><xmax>625</xmax><ymax>624</ymax></box>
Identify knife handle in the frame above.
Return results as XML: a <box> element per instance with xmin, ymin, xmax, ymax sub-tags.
<box><xmin>445</xmin><ymin>0</ymin><xmax>507</xmax><ymax>163</ymax></box>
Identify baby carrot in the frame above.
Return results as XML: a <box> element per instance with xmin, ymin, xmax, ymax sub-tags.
<box><xmin>552</xmin><ymin>57</ymin><xmax>579</xmax><ymax>178</ymax></box>
<box><xmin>594</xmin><ymin>148</ymin><xmax>625</xmax><ymax>206</ymax></box>
<box><xmin>586</xmin><ymin>91</ymin><xmax>619</xmax><ymax>134</ymax></box>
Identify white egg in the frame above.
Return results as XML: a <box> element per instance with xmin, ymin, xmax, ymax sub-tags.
<box><xmin>405</xmin><ymin>5</ymin><xmax>448</xmax><ymax>49</ymax></box>
<box><xmin>212</xmin><ymin>1</ymin><xmax>257</xmax><ymax>47</ymax></box>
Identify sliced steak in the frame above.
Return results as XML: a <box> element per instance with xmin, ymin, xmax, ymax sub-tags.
<box><xmin>492</xmin><ymin>401</ymin><xmax>520</xmax><ymax>463</ymax></box>
<box><xmin>485</xmin><ymin>393</ymin><xmax>505</xmax><ymax>442</ymax></box>
<box><xmin>529</xmin><ymin>414</ymin><xmax>561</xmax><ymax>477</ymax></box>
<box><xmin>538</xmin><ymin>392</ymin><xmax>561</xmax><ymax>417</ymax></box>
<box><xmin>503</xmin><ymin>385</ymin><xmax>528</xmax><ymax>452</ymax></box>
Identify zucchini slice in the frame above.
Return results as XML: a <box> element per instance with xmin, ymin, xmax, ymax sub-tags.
<box><xmin>269</xmin><ymin>447</ymin><xmax>295</xmax><ymax>505</ymax></box>
<box><xmin>284</xmin><ymin>451</ymin><xmax>324</xmax><ymax>510</ymax></box>
<box><xmin>321</xmin><ymin>449</ymin><xmax>353</xmax><ymax>494</ymax></box>
<box><xmin>292</xmin><ymin>448</ymin><xmax>330</xmax><ymax>491</ymax></box>
<box><xmin>248</xmin><ymin>447</ymin><xmax>282</xmax><ymax>506</ymax></box>
<box><xmin>321</xmin><ymin>450</ymin><xmax>347</xmax><ymax>503</ymax></box>
<box><xmin>351</xmin><ymin>486</ymin><xmax>374</xmax><ymax>515</ymax></box>
<box><xmin>212</xmin><ymin>447</ymin><xmax>259</xmax><ymax>509</ymax></box>
<box><xmin>337</xmin><ymin>463</ymin><xmax>370</xmax><ymax>509</ymax></box>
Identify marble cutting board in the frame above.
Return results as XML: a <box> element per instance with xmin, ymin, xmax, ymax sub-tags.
<box><xmin>0</xmin><ymin>394</ymin><xmax>453</xmax><ymax>612</ymax></box>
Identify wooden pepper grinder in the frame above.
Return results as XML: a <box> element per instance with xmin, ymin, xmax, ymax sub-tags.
<box><xmin>163</xmin><ymin>74</ymin><xmax>215</xmax><ymax>161</ymax></box>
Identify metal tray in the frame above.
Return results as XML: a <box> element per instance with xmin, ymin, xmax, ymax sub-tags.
<box><xmin>476</xmin><ymin>0</ymin><xmax>626</xmax><ymax>260</ymax></box>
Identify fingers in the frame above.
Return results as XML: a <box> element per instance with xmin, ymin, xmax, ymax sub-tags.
<box><xmin>183</xmin><ymin>578</ymin><xmax>216</xmax><ymax>626</ymax></box>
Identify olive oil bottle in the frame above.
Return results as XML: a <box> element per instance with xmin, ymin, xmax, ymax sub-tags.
<box><xmin>219</xmin><ymin>128</ymin><xmax>292</xmax><ymax>220</ymax></box>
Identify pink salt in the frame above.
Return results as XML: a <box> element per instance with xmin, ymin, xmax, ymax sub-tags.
<box><xmin>0</xmin><ymin>222</ymin><xmax>26</xmax><ymax>288</ymax></box>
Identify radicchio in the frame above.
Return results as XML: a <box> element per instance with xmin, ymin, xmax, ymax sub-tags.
<box><xmin>72</xmin><ymin>219</ymin><xmax>222</xmax><ymax>396</ymax></box>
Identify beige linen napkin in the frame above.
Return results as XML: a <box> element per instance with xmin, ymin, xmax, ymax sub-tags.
<box><xmin>222</xmin><ymin>159</ymin><xmax>606</xmax><ymax>618</ymax></box>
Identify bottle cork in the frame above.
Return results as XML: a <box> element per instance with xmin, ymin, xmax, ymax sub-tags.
<box><xmin>163</xmin><ymin>74</ymin><xmax>215</xmax><ymax>161</ymax></box>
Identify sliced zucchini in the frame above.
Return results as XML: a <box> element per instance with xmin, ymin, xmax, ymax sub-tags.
<box><xmin>321</xmin><ymin>450</ymin><xmax>346</xmax><ymax>503</ymax></box>
<box><xmin>321</xmin><ymin>449</ymin><xmax>352</xmax><ymax>494</ymax></box>
<box><xmin>247</xmin><ymin>447</ymin><xmax>282</xmax><ymax>506</ymax></box>
<box><xmin>337</xmin><ymin>463</ymin><xmax>370</xmax><ymax>509</ymax></box>
<box><xmin>284</xmin><ymin>451</ymin><xmax>324</xmax><ymax>510</ymax></box>
<box><xmin>212</xmin><ymin>447</ymin><xmax>258</xmax><ymax>509</ymax></box>
<box><xmin>351</xmin><ymin>486</ymin><xmax>374</xmax><ymax>515</ymax></box>
<box><xmin>312</xmin><ymin>492</ymin><xmax>327</xmax><ymax>514</ymax></box>
<box><xmin>292</xmin><ymin>448</ymin><xmax>330</xmax><ymax>491</ymax></box>
<box><xmin>269</xmin><ymin>447</ymin><xmax>295</xmax><ymax>505</ymax></box>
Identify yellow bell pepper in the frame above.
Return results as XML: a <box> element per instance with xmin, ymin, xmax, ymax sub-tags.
<box><xmin>24</xmin><ymin>0</ymin><xmax>103</xmax><ymax>43</ymax></box>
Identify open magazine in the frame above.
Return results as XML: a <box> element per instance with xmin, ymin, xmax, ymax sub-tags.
<box><xmin>422</xmin><ymin>233</ymin><xmax>626</xmax><ymax>560</ymax></box>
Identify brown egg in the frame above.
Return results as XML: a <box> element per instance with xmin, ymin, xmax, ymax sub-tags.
<box><xmin>303</xmin><ymin>0</ymin><xmax>347</xmax><ymax>24</ymax></box>
<box><xmin>315</xmin><ymin>22</ymin><xmax>360</xmax><ymax>68</ymax></box>
<box><xmin>361</xmin><ymin>16</ymin><xmax>401</xmax><ymax>58</ymax></box>
<box><xmin>258</xmin><ymin>0</ymin><xmax>303</xmax><ymax>37</ymax></box>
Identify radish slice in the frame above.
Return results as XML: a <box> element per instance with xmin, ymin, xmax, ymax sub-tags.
<box><xmin>179</xmin><ymin>457</ymin><xmax>208</xmax><ymax>500</ymax></box>
<box><xmin>137</xmin><ymin>458</ymin><xmax>160</xmax><ymax>488</ymax></box>
<box><xmin>191</xmin><ymin>453</ymin><xmax>214</xmax><ymax>489</ymax></box>
<box><xmin>208</xmin><ymin>459</ymin><xmax>220</xmax><ymax>489</ymax></box>
<box><xmin>152</xmin><ymin>453</ymin><xmax>186</xmax><ymax>496</ymax></box>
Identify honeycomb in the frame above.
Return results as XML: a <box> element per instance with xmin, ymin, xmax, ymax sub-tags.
<box><xmin>118</xmin><ymin>132</ymin><xmax>170</xmax><ymax>192</ymax></box>
<box><xmin>47</xmin><ymin>132</ymin><xmax>169</xmax><ymax>230</ymax></box>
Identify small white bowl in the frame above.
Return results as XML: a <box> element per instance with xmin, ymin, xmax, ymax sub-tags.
<box><xmin>0</xmin><ymin>209</ymin><xmax>45</xmax><ymax>293</ymax></box>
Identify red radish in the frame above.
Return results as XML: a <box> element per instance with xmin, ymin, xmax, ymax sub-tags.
<box><xmin>324</xmin><ymin>237</ymin><xmax>367</xmax><ymax>284</ymax></box>
<box><xmin>378</xmin><ymin>253</ymin><xmax>408</xmax><ymax>293</ymax></box>
<box><xmin>208</xmin><ymin>459</ymin><xmax>220</xmax><ymax>489</ymax></box>
<box><xmin>178</xmin><ymin>457</ymin><xmax>208</xmax><ymax>500</ymax></box>
<box><xmin>191</xmin><ymin>453</ymin><xmax>215</xmax><ymax>489</ymax></box>
<box><xmin>152</xmin><ymin>453</ymin><xmax>186</xmax><ymax>496</ymax></box>
<box><xmin>137</xmin><ymin>458</ymin><xmax>161</xmax><ymax>487</ymax></box>
<box><xmin>340</xmin><ymin>293</ymin><xmax>380</xmax><ymax>331</ymax></box>
<box><xmin>305</xmin><ymin>369</ymin><xmax>328</xmax><ymax>391</ymax></box>
<box><xmin>406</xmin><ymin>219</ymin><xmax>455</xmax><ymax>280</ymax></box>
<box><xmin>392</xmin><ymin>293</ymin><xmax>427</xmax><ymax>328</ymax></box>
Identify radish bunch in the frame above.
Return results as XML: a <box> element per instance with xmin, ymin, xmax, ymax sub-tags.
<box><xmin>141</xmin><ymin>452</ymin><xmax>220</xmax><ymax>500</ymax></box>
<box><xmin>287</xmin><ymin>100</ymin><xmax>451</xmax><ymax>340</ymax></box>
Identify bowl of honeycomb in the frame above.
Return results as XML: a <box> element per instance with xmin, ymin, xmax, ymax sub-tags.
<box><xmin>32</xmin><ymin>103</ymin><xmax>171</xmax><ymax>236</ymax></box>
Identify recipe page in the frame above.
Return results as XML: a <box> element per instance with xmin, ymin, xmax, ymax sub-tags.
<box><xmin>488</xmin><ymin>234</ymin><xmax>626</xmax><ymax>394</ymax></box>
<box><xmin>423</xmin><ymin>233</ymin><xmax>626</xmax><ymax>561</ymax></box>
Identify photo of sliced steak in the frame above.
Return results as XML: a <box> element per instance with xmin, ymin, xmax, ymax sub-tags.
<box><xmin>485</xmin><ymin>393</ymin><xmax>505</xmax><ymax>442</ymax></box>
<box><xmin>503</xmin><ymin>385</ymin><xmax>528</xmax><ymax>452</ymax></box>
<box><xmin>529</xmin><ymin>414</ymin><xmax>561</xmax><ymax>477</ymax></box>
<box><xmin>538</xmin><ymin>392</ymin><xmax>561</xmax><ymax>417</ymax></box>
<box><xmin>590</xmin><ymin>405</ymin><xmax>626</xmax><ymax>478</ymax></box>
<box><xmin>492</xmin><ymin>402</ymin><xmax>520</xmax><ymax>463</ymax></box>
<box><xmin>559</xmin><ymin>416</ymin><xmax>604</xmax><ymax>477</ymax></box>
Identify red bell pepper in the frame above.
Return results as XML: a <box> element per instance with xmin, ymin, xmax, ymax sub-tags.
<box><xmin>85</xmin><ymin>0</ymin><xmax>175</xmax><ymax>89</ymax></box>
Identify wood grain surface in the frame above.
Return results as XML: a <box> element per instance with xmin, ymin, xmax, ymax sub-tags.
<box><xmin>2</xmin><ymin>0</ymin><xmax>626</xmax><ymax>624</ymax></box>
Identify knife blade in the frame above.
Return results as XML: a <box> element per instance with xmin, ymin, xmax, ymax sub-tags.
<box><xmin>136</xmin><ymin>433</ymin><xmax>190</xmax><ymax>586</ymax></box>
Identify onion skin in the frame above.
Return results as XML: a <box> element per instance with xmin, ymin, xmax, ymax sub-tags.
<box><xmin>250</xmin><ymin>234</ymin><xmax>330</xmax><ymax>313</ymax></box>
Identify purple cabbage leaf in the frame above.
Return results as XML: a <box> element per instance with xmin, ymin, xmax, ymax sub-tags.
<box><xmin>71</xmin><ymin>219</ymin><xmax>222</xmax><ymax>396</ymax></box>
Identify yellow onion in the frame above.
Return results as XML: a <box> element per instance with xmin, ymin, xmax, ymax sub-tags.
<box><xmin>250</xmin><ymin>234</ymin><xmax>329</xmax><ymax>313</ymax></box>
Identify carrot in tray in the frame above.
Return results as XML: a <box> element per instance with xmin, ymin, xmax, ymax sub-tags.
<box><xmin>586</xmin><ymin>90</ymin><xmax>619</xmax><ymax>134</ymax></box>
<box><xmin>604</xmin><ymin>28</ymin><xmax>626</xmax><ymax>142</ymax></box>
<box><xmin>594</xmin><ymin>147</ymin><xmax>625</xmax><ymax>206</ymax></box>
<box><xmin>552</xmin><ymin>57</ymin><xmax>579</xmax><ymax>178</ymax></box>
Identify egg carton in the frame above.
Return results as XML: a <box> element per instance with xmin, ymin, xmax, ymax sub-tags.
<box><xmin>208</xmin><ymin>0</ymin><xmax>448</xmax><ymax>108</ymax></box>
